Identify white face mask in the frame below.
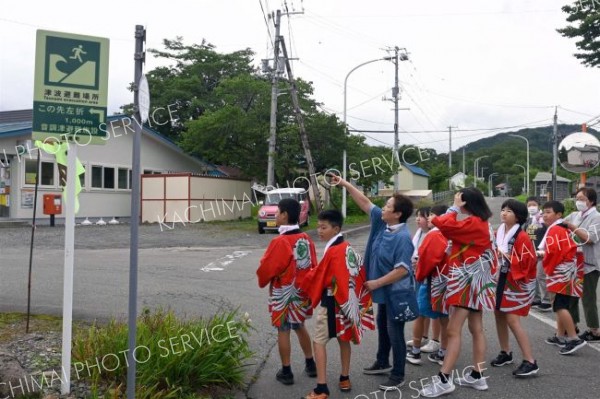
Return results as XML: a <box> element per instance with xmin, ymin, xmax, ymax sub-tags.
<box><xmin>576</xmin><ymin>200</ymin><xmax>588</xmax><ymax>212</ymax></box>
<box><xmin>527</xmin><ymin>206</ymin><xmax>538</xmax><ymax>216</ymax></box>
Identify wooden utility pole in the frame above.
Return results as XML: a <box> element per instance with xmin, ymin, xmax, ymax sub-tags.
<box><xmin>266</xmin><ymin>10</ymin><xmax>282</xmax><ymax>188</ymax></box>
<box><xmin>279</xmin><ymin>38</ymin><xmax>323</xmax><ymax>212</ymax></box>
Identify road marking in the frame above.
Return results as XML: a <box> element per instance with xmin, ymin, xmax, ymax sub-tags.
<box><xmin>529</xmin><ymin>310</ymin><xmax>600</xmax><ymax>354</ymax></box>
<box><xmin>200</xmin><ymin>250</ymin><xmax>251</xmax><ymax>272</ymax></box>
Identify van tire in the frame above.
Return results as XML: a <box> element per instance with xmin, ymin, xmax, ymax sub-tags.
<box><xmin>258</xmin><ymin>224</ymin><xmax>265</xmax><ymax>234</ymax></box>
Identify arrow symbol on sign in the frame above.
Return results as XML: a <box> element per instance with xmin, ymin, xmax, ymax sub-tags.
<box><xmin>89</xmin><ymin>108</ymin><xmax>105</xmax><ymax>123</ymax></box>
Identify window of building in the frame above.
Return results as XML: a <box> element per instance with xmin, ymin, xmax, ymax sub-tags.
<box><xmin>103</xmin><ymin>167</ymin><xmax>115</xmax><ymax>189</ymax></box>
<box><xmin>118</xmin><ymin>168</ymin><xmax>129</xmax><ymax>189</ymax></box>
<box><xmin>91</xmin><ymin>166</ymin><xmax>103</xmax><ymax>188</ymax></box>
<box><xmin>24</xmin><ymin>159</ymin><xmax>56</xmax><ymax>186</ymax></box>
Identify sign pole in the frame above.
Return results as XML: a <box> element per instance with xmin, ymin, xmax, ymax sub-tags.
<box><xmin>127</xmin><ymin>24</ymin><xmax>146</xmax><ymax>399</ymax></box>
<box><xmin>61</xmin><ymin>140</ymin><xmax>76</xmax><ymax>394</ymax></box>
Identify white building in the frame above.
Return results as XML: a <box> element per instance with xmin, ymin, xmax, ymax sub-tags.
<box><xmin>0</xmin><ymin>109</ymin><xmax>250</xmax><ymax>220</ymax></box>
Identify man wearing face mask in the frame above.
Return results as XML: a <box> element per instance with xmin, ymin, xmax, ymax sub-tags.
<box><xmin>523</xmin><ymin>197</ymin><xmax>551</xmax><ymax>311</ymax></box>
<box><xmin>563</xmin><ymin>188</ymin><xmax>600</xmax><ymax>341</ymax></box>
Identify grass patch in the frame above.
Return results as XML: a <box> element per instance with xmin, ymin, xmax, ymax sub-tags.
<box><xmin>72</xmin><ymin>308</ymin><xmax>253</xmax><ymax>399</ymax></box>
<box><xmin>0</xmin><ymin>313</ymin><xmax>62</xmax><ymax>343</ymax></box>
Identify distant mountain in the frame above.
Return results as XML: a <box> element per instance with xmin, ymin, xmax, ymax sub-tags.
<box><xmin>422</xmin><ymin>124</ymin><xmax>600</xmax><ymax>193</ymax></box>
<box><xmin>459</xmin><ymin>124</ymin><xmax>599</xmax><ymax>153</ymax></box>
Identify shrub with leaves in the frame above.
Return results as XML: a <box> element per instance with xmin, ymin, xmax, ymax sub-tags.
<box><xmin>72</xmin><ymin>308</ymin><xmax>253</xmax><ymax>398</ymax></box>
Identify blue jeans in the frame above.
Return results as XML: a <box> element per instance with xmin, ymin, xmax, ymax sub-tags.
<box><xmin>376</xmin><ymin>303</ymin><xmax>406</xmax><ymax>380</ymax></box>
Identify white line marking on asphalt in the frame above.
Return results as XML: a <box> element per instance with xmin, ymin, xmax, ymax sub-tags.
<box><xmin>529</xmin><ymin>310</ymin><xmax>600</xmax><ymax>354</ymax></box>
<box><xmin>200</xmin><ymin>250</ymin><xmax>251</xmax><ymax>272</ymax></box>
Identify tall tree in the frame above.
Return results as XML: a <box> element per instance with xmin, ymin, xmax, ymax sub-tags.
<box><xmin>557</xmin><ymin>1</ymin><xmax>600</xmax><ymax>67</ymax></box>
<box><xmin>122</xmin><ymin>38</ymin><xmax>256</xmax><ymax>140</ymax></box>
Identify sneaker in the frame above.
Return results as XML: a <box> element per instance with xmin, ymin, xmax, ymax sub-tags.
<box><xmin>490</xmin><ymin>351</ymin><xmax>513</xmax><ymax>367</ymax></box>
<box><xmin>305</xmin><ymin>362</ymin><xmax>317</xmax><ymax>378</ymax></box>
<box><xmin>419</xmin><ymin>378</ymin><xmax>455</xmax><ymax>397</ymax></box>
<box><xmin>276</xmin><ymin>368</ymin><xmax>294</xmax><ymax>385</ymax></box>
<box><xmin>512</xmin><ymin>360</ymin><xmax>539</xmax><ymax>377</ymax></box>
<box><xmin>379</xmin><ymin>378</ymin><xmax>405</xmax><ymax>390</ymax></box>
<box><xmin>532</xmin><ymin>299</ymin><xmax>542</xmax><ymax>306</ymax></box>
<box><xmin>421</xmin><ymin>339</ymin><xmax>441</xmax><ymax>353</ymax></box>
<box><xmin>339</xmin><ymin>379</ymin><xmax>352</xmax><ymax>392</ymax></box>
<box><xmin>406</xmin><ymin>351</ymin><xmax>422</xmax><ymax>365</ymax></box>
<box><xmin>363</xmin><ymin>361</ymin><xmax>392</xmax><ymax>375</ymax></box>
<box><xmin>302</xmin><ymin>391</ymin><xmax>328</xmax><ymax>399</ymax></box>
<box><xmin>535</xmin><ymin>303</ymin><xmax>552</xmax><ymax>312</ymax></box>
<box><xmin>407</xmin><ymin>338</ymin><xmax>428</xmax><ymax>347</ymax></box>
<box><xmin>545</xmin><ymin>335</ymin><xmax>566</xmax><ymax>348</ymax></box>
<box><xmin>579</xmin><ymin>330</ymin><xmax>600</xmax><ymax>342</ymax></box>
<box><xmin>453</xmin><ymin>375</ymin><xmax>489</xmax><ymax>391</ymax></box>
<box><xmin>427</xmin><ymin>352</ymin><xmax>445</xmax><ymax>366</ymax></box>
<box><xmin>559</xmin><ymin>338</ymin><xmax>587</xmax><ymax>355</ymax></box>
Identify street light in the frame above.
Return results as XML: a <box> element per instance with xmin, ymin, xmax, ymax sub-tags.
<box><xmin>515</xmin><ymin>164</ymin><xmax>526</xmax><ymax>195</ymax></box>
<box><xmin>342</xmin><ymin>57</ymin><xmax>393</xmax><ymax>217</ymax></box>
<box><xmin>473</xmin><ymin>155</ymin><xmax>489</xmax><ymax>187</ymax></box>
<box><xmin>509</xmin><ymin>134</ymin><xmax>529</xmax><ymax>195</ymax></box>
<box><xmin>489</xmin><ymin>172</ymin><xmax>499</xmax><ymax>198</ymax></box>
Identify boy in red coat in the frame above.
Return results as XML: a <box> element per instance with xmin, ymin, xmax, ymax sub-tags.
<box><xmin>257</xmin><ymin>198</ymin><xmax>318</xmax><ymax>385</ymax></box>
<box><xmin>538</xmin><ymin>200</ymin><xmax>586</xmax><ymax>355</ymax></box>
<box><xmin>301</xmin><ymin>210</ymin><xmax>374</xmax><ymax>399</ymax></box>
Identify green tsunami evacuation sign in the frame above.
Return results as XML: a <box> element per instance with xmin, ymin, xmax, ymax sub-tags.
<box><xmin>33</xmin><ymin>30</ymin><xmax>110</xmax><ymax>145</ymax></box>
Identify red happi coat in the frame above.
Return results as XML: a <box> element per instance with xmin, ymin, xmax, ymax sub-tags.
<box><xmin>415</xmin><ymin>228</ymin><xmax>450</xmax><ymax>314</ymax></box>
<box><xmin>302</xmin><ymin>240</ymin><xmax>375</xmax><ymax>344</ymax></box>
<box><xmin>542</xmin><ymin>224</ymin><xmax>584</xmax><ymax>297</ymax></box>
<box><xmin>257</xmin><ymin>231</ymin><xmax>318</xmax><ymax>327</ymax></box>
<box><xmin>432</xmin><ymin>212</ymin><xmax>497</xmax><ymax>311</ymax></box>
<box><xmin>496</xmin><ymin>230</ymin><xmax>537</xmax><ymax>316</ymax></box>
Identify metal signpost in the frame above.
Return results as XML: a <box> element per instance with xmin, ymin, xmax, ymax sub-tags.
<box><xmin>32</xmin><ymin>29</ymin><xmax>109</xmax><ymax>394</ymax></box>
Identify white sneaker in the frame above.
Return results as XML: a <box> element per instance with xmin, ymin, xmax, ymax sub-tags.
<box><xmin>420</xmin><ymin>378</ymin><xmax>455</xmax><ymax>397</ymax></box>
<box><xmin>406</xmin><ymin>338</ymin><xmax>428</xmax><ymax>347</ymax></box>
<box><xmin>454</xmin><ymin>375</ymin><xmax>489</xmax><ymax>391</ymax></box>
<box><xmin>421</xmin><ymin>339</ymin><xmax>440</xmax><ymax>353</ymax></box>
<box><xmin>406</xmin><ymin>351</ymin><xmax>422</xmax><ymax>365</ymax></box>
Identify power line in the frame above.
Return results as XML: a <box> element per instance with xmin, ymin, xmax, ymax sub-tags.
<box><xmin>258</xmin><ymin>0</ymin><xmax>274</xmax><ymax>47</ymax></box>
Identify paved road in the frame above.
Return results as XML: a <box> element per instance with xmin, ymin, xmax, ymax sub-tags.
<box><xmin>1</xmin><ymin>197</ymin><xmax>599</xmax><ymax>399</ymax></box>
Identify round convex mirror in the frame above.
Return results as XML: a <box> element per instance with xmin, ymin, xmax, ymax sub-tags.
<box><xmin>558</xmin><ymin>132</ymin><xmax>600</xmax><ymax>173</ymax></box>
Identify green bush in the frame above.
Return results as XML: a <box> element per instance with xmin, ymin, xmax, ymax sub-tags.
<box><xmin>72</xmin><ymin>308</ymin><xmax>253</xmax><ymax>398</ymax></box>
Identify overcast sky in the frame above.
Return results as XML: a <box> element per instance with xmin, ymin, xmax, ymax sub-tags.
<box><xmin>1</xmin><ymin>0</ymin><xmax>599</xmax><ymax>153</ymax></box>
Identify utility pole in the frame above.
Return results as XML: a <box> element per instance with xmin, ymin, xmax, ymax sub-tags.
<box><xmin>266</xmin><ymin>10</ymin><xmax>282</xmax><ymax>188</ymax></box>
<box><xmin>552</xmin><ymin>106</ymin><xmax>558</xmax><ymax>200</ymax></box>
<box><xmin>280</xmin><ymin>38</ymin><xmax>323</xmax><ymax>212</ymax></box>
<box><xmin>448</xmin><ymin>125</ymin><xmax>457</xmax><ymax>189</ymax></box>
<box><xmin>392</xmin><ymin>47</ymin><xmax>400</xmax><ymax>192</ymax></box>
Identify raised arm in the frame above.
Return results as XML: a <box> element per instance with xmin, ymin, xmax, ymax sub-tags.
<box><xmin>330</xmin><ymin>175</ymin><xmax>373</xmax><ymax>214</ymax></box>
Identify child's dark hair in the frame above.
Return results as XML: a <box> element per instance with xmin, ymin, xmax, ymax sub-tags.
<box><xmin>318</xmin><ymin>209</ymin><xmax>344</xmax><ymax>229</ymax></box>
<box><xmin>278</xmin><ymin>198</ymin><xmax>301</xmax><ymax>224</ymax></box>
<box><xmin>501</xmin><ymin>199</ymin><xmax>528</xmax><ymax>225</ymax></box>
<box><xmin>392</xmin><ymin>194</ymin><xmax>414</xmax><ymax>223</ymax></box>
<box><xmin>526</xmin><ymin>196</ymin><xmax>540</xmax><ymax>205</ymax></box>
<box><xmin>431</xmin><ymin>204</ymin><xmax>448</xmax><ymax>216</ymax></box>
<box><xmin>542</xmin><ymin>200</ymin><xmax>565</xmax><ymax>215</ymax></box>
<box><xmin>458</xmin><ymin>187</ymin><xmax>492</xmax><ymax>221</ymax></box>
<box><xmin>417</xmin><ymin>207</ymin><xmax>431</xmax><ymax>218</ymax></box>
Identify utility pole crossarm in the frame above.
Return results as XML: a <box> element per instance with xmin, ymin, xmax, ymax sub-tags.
<box><xmin>279</xmin><ymin>38</ymin><xmax>323</xmax><ymax>212</ymax></box>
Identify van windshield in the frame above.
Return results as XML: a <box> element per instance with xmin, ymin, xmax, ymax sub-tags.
<box><xmin>265</xmin><ymin>192</ymin><xmax>299</xmax><ymax>205</ymax></box>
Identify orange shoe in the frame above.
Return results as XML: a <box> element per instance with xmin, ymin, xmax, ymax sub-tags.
<box><xmin>303</xmin><ymin>391</ymin><xmax>329</xmax><ymax>399</ymax></box>
<box><xmin>339</xmin><ymin>378</ymin><xmax>352</xmax><ymax>392</ymax></box>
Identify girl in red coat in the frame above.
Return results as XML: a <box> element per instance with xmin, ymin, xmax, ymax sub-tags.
<box><xmin>492</xmin><ymin>199</ymin><xmax>538</xmax><ymax>377</ymax></box>
<box><xmin>420</xmin><ymin>188</ymin><xmax>496</xmax><ymax>398</ymax></box>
